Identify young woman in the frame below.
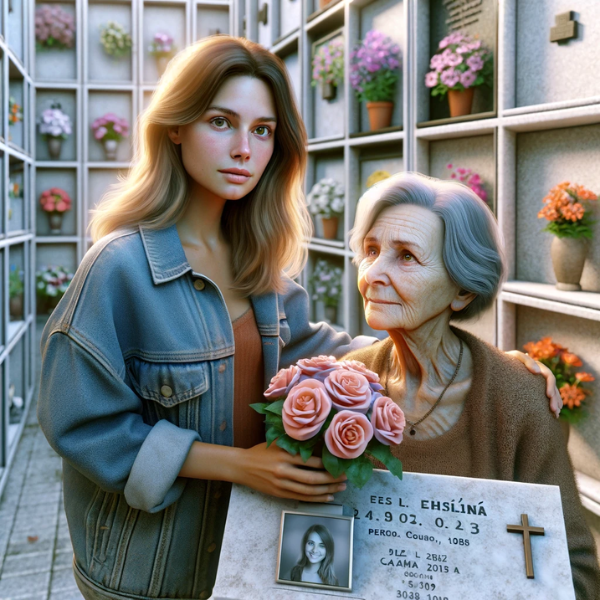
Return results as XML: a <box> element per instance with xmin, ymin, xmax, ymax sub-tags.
<box><xmin>290</xmin><ymin>524</ymin><xmax>339</xmax><ymax>587</ymax></box>
<box><xmin>36</xmin><ymin>35</ymin><xmax>559</xmax><ymax>600</ymax></box>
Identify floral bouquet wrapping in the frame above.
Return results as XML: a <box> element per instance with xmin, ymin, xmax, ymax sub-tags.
<box><xmin>252</xmin><ymin>355</ymin><xmax>404</xmax><ymax>488</ymax></box>
<box><xmin>523</xmin><ymin>337</ymin><xmax>595</xmax><ymax>424</ymax></box>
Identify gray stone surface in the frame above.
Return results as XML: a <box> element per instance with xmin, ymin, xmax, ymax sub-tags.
<box><xmin>213</xmin><ymin>473</ymin><xmax>575</xmax><ymax>599</ymax></box>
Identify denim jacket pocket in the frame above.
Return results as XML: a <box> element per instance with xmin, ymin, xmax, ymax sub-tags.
<box><xmin>127</xmin><ymin>359</ymin><xmax>210</xmax><ymax>408</ymax></box>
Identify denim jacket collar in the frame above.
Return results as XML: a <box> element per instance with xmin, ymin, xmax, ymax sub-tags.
<box><xmin>139</xmin><ymin>224</ymin><xmax>192</xmax><ymax>285</ymax></box>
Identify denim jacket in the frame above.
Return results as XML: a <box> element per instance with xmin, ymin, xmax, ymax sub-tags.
<box><xmin>37</xmin><ymin>224</ymin><xmax>375</xmax><ymax>600</ymax></box>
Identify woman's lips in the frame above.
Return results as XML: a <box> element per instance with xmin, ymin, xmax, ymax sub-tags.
<box><xmin>219</xmin><ymin>170</ymin><xmax>251</xmax><ymax>184</ymax></box>
<box><xmin>367</xmin><ymin>298</ymin><xmax>398</xmax><ymax>305</ymax></box>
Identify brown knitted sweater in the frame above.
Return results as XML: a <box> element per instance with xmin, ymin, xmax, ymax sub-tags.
<box><xmin>343</xmin><ymin>327</ymin><xmax>600</xmax><ymax>599</ymax></box>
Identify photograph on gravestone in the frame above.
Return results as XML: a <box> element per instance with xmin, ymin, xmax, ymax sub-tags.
<box><xmin>425</xmin><ymin>0</ymin><xmax>496</xmax><ymax>124</ymax></box>
<box><xmin>276</xmin><ymin>511</ymin><xmax>354</xmax><ymax>592</ymax></box>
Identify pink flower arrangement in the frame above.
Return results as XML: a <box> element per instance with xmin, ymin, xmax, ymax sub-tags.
<box><xmin>252</xmin><ymin>355</ymin><xmax>404</xmax><ymax>488</ymax></box>
<box><xmin>446</xmin><ymin>164</ymin><xmax>488</xmax><ymax>203</ymax></box>
<box><xmin>91</xmin><ymin>113</ymin><xmax>129</xmax><ymax>142</ymax></box>
<box><xmin>39</xmin><ymin>188</ymin><xmax>72</xmax><ymax>214</ymax></box>
<box><xmin>312</xmin><ymin>37</ymin><xmax>344</xmax><ymax>87</ymax></box>
<box><xmin>148</xmin><ymin>32</ymin><xmax>175</xmax><ymax>57</ymax></box>
<box><xmin>35</xmin><ymin>4</ymin><xmax>76</xmax><ymax>50</ymax></box>
<box><xmin>425</xmin><ymin>32</ymin><xmax>492</xmax><ymax>98</ymax></box>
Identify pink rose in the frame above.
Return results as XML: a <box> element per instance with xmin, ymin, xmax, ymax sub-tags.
<box><xmin>282</xmin><ymin>379</ymin><xmax>331</xmax><ymax>441</ymax></box>
<box><xmin>264</xmin><ymin>365</ymin><xmax>301</xmax><ymax>399</ymax></box>
<box><xmin>338</xmin><ymin>360</ymin><xmax>380</xmax><ymax>384</ymax></box>
<box><xmin>325</xmin><ymin>410</ymin><xmax>373</xmax><ymax>459</ymax></box>
<box><xmin>371</xmin><ymin>396</ymin><xmax>405</xmax><ymax>446</ymax></box>
<box><xmin>324</xmin><ymin>369</ymin><xmax>372</xmax><ymax>413</ymax></box>
<box><xmin>296</xmin><ymin>355</ymin><xmax>340</xmax><ymax>375</ymax></box>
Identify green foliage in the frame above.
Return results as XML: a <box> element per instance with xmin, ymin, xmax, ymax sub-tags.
<box><xmin>345</xmin><ymin>455</ymin><xmax>374</xmax><ymax>489</ymax></box>
<box><xmin>9</xmin><ymin>267</ymin><xmax>24</xmax><ymax>299</ymax></box>
<box><xmin>366</xmin><ymin>440</ymin><xmax>403</xmax><ymax>480</ymax></box>
<box><xmin>543</xmin><ymin>214</ymin><xmax>595</xmax><ymax>239</ymax></box>
<box><xmin>355</xmin><ymin>69</ymin><xmax>399</xmax><ymax>103</ymax></box>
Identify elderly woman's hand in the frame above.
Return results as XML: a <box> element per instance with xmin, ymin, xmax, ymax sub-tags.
<box><xmin>505</xmin><ymin>350</ymin><xmax>562</xmax><ymax>418</ymax></box>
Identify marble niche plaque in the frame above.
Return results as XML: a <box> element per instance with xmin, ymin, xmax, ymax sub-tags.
<box><xmin>212</xmin><ymin>470</ymin><xmax>575</xmax><ymax>600</ymax></box>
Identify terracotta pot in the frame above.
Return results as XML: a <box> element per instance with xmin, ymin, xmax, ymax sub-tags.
<box><xmin>103</xmin><ymin>139</ymin><xmax>118</xmax><ymax>161</ymax></box>
<box><xmin>325</xmin><ymin>305</ymin><xmax>337</xmax><ymax>324</ymax></box>
<box><xmin>550</xmin><ymin>236</ymin><xmax>589</xmax><ymax>291</ymax></box>
<box><xmin>321</xmin><ymin>216</ymin><xmax>339</xmax><ymax>240</ymax></box>
<box><xmin>447</xmin><ymin>88</ymin><xmax>475</xmax><ymax>118</ymax></box>
<box><xmin>322</xmin><ymin>81</ymin><xmax>336</xmax><ymax>101</ymax></box>
<box><xmin>156</xmin><ymin>55</ymin><xmax>171</xmax><ymax>78</ymax></box>
<box><xmin>9</xmin><ymin>294</ymin><xmax>23</xmax><ymax>319</ymax></box>
<box><xmin>318</xmin><ymin>0</ymin><xmax>332</xmax><ymax>9</ymax></box>
<box><xmin>47</xmin><ymin>137</ymin><xmax>63</xmax><ymax>159</ymax></box>
<box><xmin>366</xmin><ymin>101</ymin><xmax>394</xmax><ymax>131</ymax></box>
<box><xmin>48</xmin><ymin>212</ymin><xmax>63</xmax><ymax>234</ymax></box>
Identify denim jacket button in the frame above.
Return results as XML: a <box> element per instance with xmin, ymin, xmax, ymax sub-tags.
<box><xmin>219</xmin><ymin>420</ymin><xmax>227</xmax><ymax>431</ymax></box>
<box><xmin>160</xmin><ymin>385</ymin><xmax>173</xmax><ymax>398</ymax></box>
<box><xmin>207</xmin><ymin>542</ymin><xmax>217</xmax><ymax>553</ymax></box>
<box><xmin>193</xmin><ymin>279</ymin><xmax>206</xmax><ymax>291</ymax></box>
<box><xmin>218</xmin><ymin>363</ymin><xmax>226</xmax><ymax>373</ymax></box>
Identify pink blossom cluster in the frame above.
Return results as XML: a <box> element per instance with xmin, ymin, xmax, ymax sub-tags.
<box><xmin>149</xmin><ymin>32</ymin><xmax>174</xmax><ymax>55</ymax></box>
<box><xmin>312</xmin><ymin>37</ymin><xmax>344</xmax><ymax>86</ymax></box>
<box><xmin>446</xmin><ymin>164</ymin><xmax>488</xmax><ymax>203</ymax></box>
<box><xmin>425</xmin><ymin>32</ymin><xmax>491</xmax><ymax>92</ymax></box>
<box><xmin>264</xmin><ymin>355</ymin><xmax>405</xmax><ymax>459</ymax></box>
<box><xmin>350</xmin><ymin>30</ymin><xmax>401</xmax><ymax>97</ymax></box>
<box><xmin>39</xmin><ymin>187</ymin><xmax>72</xmax><ymax>213</ymax></box>
<box><xmin>35</xmin><ymin>4</ymin><xmax>75</xmax><ymax>49</ymax></box>
<box><xmin>91</xmin><ymin>113</ymin><xmax>129</xmax><ymax>142</ymax></box>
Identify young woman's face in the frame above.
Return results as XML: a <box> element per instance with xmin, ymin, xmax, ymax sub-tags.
<box><xmin>169</xmin><ymin>75</ymin><xmax>277</xmax><ymax>201</ymax></box>
<box><xmin>305</xmin><ymin>531</ymin><xmax>326</xmax><ymax>564</ymax></box>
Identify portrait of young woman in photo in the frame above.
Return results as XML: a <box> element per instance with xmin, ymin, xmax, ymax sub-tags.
<box><xmin>36</xmin><ymin>35</ymin><xmax>560</xmax><ymax>600</ymax></box>
<box><xmin>290</xmin><ymin>524</ymin><xmax>339</xmax><ymax>587</ymax></box>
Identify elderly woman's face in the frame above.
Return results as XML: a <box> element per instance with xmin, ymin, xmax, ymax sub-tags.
<box><xmin>358</xmin><ymin>204</ymin><xmax>462</xmax><ymax>331</ymax></box>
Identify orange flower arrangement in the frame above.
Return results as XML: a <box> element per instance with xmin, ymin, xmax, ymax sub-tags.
<box><xmin>538</xmin><ymin>182</ymin><xmax>597</xmax><ymax>239</ymax></box>
<box><xmin>523</xmin><ymin>337</ymin><xmax>594</xmax><ymax>420</ymax></box>
<box><xmin>9</xmin><ymin>97</ymin><xmax>23</xmax><ymax>126</ymax></box>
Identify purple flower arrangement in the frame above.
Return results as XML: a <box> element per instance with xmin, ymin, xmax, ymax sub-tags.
<box><xmin>447</xmin><ymin>164</ymin><xmax>488</xmax><ymax>204</ymax></box>
<box><xmin>39</xmin><ymin>104</ymin><xmax>72</xmax><ymax>140</ymax></box>
<box><xmin>148</xmin><ymin>32</ymin><xmax>175</xmax><ymax>57</ymax></box>
<box><xmin>91</xmin><ymin>113</ymin><xmax>129</xmax><ymax>142</ymax></box>
<box><xmin>35</xmin><ymin>4</ymin><xmax>76</xmax><ymax>50</ymax></box>
<box><xmin>350</xmin><ymin>30</ymin><xmax>401</xmax><ymax>102</ymax></box>
<box><xmin>312</xmin><ymin>37</ymin><xmax>344</xmax><ymax>87</ymax></box>
<box><xmin>425</xmin><ymin>32</ymin><xmax>492</xmax><ymax>97</ymax></box>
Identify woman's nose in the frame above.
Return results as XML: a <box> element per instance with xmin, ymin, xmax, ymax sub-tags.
<box><xmin>231</xmin><ymin>130</ymin><xmax>251</xmax><ymax>162</ymax></box>
<box><xmin>363</xmin><ymin>255</ymin><xmax>390</xmax><ymax>286</ymax></box>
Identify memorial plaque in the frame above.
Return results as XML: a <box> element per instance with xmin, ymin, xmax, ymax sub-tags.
<box><xmin>213</xmin><ymin>470</ymin><xmax>575</xmax><ymax>600</ymax></box>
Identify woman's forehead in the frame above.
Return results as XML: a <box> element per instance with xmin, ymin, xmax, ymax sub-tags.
<box><xmin>307</xmin><ymin>531</ymin><xmax>323</xmax><ymax>542</ymax></box>
<box><xmin>367</xmin><ymin>204</ymin><xmax>443</xmax><ymax>245</ymax></box>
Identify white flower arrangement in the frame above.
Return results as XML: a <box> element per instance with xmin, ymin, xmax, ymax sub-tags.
<box><xmin>100</xmin><ymin>21</ymin><xmax>133</xmax><ymax>58</ymax></box>
<box><xmin>309</xmin><ymin>259</ymin><xmax>343</xmax><ymax>308</ymax></box>
<box><xmin>307</xmin><ymin>178</ymin><xmax>345</xmax><ymax>218</ymax></box>
<box><xmin>38</xmin><ymin>104</ymin><xmax>72</xmax><ymax>140</ymax></box>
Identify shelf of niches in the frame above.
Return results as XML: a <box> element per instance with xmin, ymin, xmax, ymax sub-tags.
<box><xmin>271</xmin><ymin>28</ymin><xmax>300</xmax><ymax>57</ymax></box>
<box><xmin>415</xmin><ymin>117</ymin><xmax>498</xmax><ymax>141</ymax></box>
<box><xmin>8</xmin><ymin>56</ymin><xmax>30</xmax><ymax>158</ymax></box>
<box><xmin>501</xmin><ymin>103</ymin><xmax>600</xmax><ymax>135</ymax></box>
<box><xmin>306</xmin><ymin>0</ymin><xmax>344</xmax><ymax>30</ymax></box>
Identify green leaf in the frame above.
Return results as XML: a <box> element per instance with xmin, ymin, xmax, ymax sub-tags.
<box><xmin>265</xmin><ymin>425</ymin><xmax>282</xmax><ymax>448</ymax></box>
<box><xmin>265</xmin><ymin>412</ymin><xmax>283</xmax><ymax>427</ymax></box>
<box><xmin>276</xmin><ymin>434</ymin><xmax>300</xmax><ymax>456</ymax></box>
<box><xmin>345</xmin><ymin>455</ymin><xmax>374</xmax><ymax>489</ymax></box>
<box><xmin>299</xmin><ymin>444</ymin><xmax>314</xmax><ymax>463</ymax></box>
<box><xmin>322</xmin><ymin>446</ymin><xmax>345</xmax><ymax>478</ymax></box>
<box><xmin>366</xmin><ymin>440</ymin><xmax>403</xmax><ymax>480</ymax></box>
<box><xmin>264</xmin><ymin>399</ymin><xmax>285</xmax><ymax>416</ymax></box>
<box><xmin>250</xmin><ymin>402</ymin><xmax>269</xmax><ymax>415</ymax></box>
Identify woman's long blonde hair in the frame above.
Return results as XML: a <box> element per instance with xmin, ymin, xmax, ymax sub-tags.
<box><xmin>89</xmin><ymin>35</ymin><xmax>311</xmax><ymax>295</ymax></box>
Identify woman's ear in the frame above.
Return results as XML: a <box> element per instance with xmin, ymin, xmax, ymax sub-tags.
<box><xmin>167</xmin><ymin>126</ymin><xmax>182</xmax><ymax>145</ymax></box>
<box><xmin>450</xmin><ymin>289</ymin><xmax>477</xmax><ymax>313</ymax></box>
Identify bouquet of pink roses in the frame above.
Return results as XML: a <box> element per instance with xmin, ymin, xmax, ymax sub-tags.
<box><xmin>251</xmin><ymin>355</ymin><xmax>405</xmax><ymax>488</ymax></box>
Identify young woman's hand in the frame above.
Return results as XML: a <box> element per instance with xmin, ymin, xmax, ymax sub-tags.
<box><xmin>505</xmin><ymin>350</ymin><xmax>562</xmax><ymax>418</ymax></box>
<box><xmin>233</xmin><ymin>442</ymin><xmax>347</xmax><ymax>503</ymax></box>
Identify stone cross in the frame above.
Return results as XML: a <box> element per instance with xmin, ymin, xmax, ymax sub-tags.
<box><xmin>550</xmin><ymin>12</ymin><xmax>578</xmax><ymax>43</ymax></box>
<box><xmin>507</xmin><ymin>513</ymin><xmax>546</xmax><ymax>579</ymax></box>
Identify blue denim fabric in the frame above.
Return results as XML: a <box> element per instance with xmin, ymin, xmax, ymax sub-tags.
<box><xmin>37</xmin><ymin>224</ymin><xmax>375</xmax><ymax>599</ymax></box>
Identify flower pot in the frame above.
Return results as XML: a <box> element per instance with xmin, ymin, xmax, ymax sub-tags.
<box><xmin>47</xmin><ymin>137</ymin><xmax>63</xmax><ymax>160</ymax></box>
<box><xmin>318</xmin><ymin>0</ymin><xmax>332</xmax><ymax>9</ymax></box>
<box><xmin>322</xmin><ymin>82</ymin><xmax>336</xmax><ymax>101</ymax></box>
<box><xmin>156</xmin><ymin>55</ymin><xmax>171</xmax><ymax>78</ymax></box>
<box><xmin>366</xmin><ymin>101</ymin><xmax>394</xmax><ymax>131</ymax></box>
<box><xmin>447</xmin><ymin>88</ymin><xmax>475</xmax><ymax>118</ymax></box>
<box><xmin>9</xmin><ymin>294</ymin><xmax>23</xmax><ymax>320</ymax></box>
<box><xmin>325</xmin><ymin>305</ymin><xmax>338</xmax><ymax>324</ymax></box>
<box><xmin>321</xmin><ymin>216</ymin><xmax>339</xmax><ymax>240</ymax></box>
<box><xmin>103</xmin><ymin>139</ymin><xmax>119</xmax><ymax>161</ymax></box>
<box><xmin>48</xmin><ymin>212</ymin><xmax>64</xmax><ymax>235</ymax></box>
<box><xmin>550</xmin><ymin>236</ymin><xmax>589</xmax><ymax>291</ymax></box>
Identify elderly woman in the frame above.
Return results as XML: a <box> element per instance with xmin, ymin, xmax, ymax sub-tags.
<box><xmin>343</xmin><ymin>172</ymin><xmax>599</xmax><ymax>598</ymax></box>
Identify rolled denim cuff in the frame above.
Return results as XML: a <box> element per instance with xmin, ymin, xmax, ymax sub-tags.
<box><xmin>349</xmin><ymin>335</ymin><xmax>380</xmax><ymax>351</ymax></box>
<box><xmin>124</xmin><ymin>419</ymin><xmax>201</xmax><ymax>513</ymax></box>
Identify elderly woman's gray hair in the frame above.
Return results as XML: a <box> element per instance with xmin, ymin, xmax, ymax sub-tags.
<box><xmin>349</xmin><ymin>171</ymin><xmax>507</xmax><ymax>321</ymax></box>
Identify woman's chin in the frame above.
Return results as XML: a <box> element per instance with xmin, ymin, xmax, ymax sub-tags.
<box><xmin>364</xmin><ymin>314</ymin><xmax>390</xmax><ymax>332</ymax></box>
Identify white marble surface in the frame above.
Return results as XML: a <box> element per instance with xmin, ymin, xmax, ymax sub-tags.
<box><xmin>212</xmin><ymin>470</ymin><xmax>575</xmax><ymax>600</ymax></box>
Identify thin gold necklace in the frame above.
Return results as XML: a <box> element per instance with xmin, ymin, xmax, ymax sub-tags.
<box><xmin>387</xmin><ymin>339</ymin><xmax>464</xmax><ymax>436</ymax></box>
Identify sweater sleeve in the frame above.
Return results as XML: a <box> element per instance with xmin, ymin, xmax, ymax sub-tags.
<box><xmin>514</xmin><ymin>392</ymin><xmax>600</xmax><ymax>599</ymax></box>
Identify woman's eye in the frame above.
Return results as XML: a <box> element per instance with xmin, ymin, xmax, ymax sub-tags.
<box><xmin>401</xmin><ymin>252</ymin><xmax>414</xmax><ymax>262</ymax></box>
<box><xmin>254</xmin><ymin>125</ymin><xmax>271</xmax><ymax>137</ymax></box>
<box><xmin>365</xmin><ymin>247</ymin><xmax>378</xmax><ymax>257</ymax></box>
<box><xmin>211</xmin><ymin>117</ymin><xmax>229</xmax><ymax>128</ymax></box>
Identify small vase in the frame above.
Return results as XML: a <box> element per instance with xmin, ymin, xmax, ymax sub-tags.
<box><xmin>9</xmin><ymin>294</ymin><xmax>23</xmax><ymax>319</ymax></box>
<box><xmin>325</xmin><ymin>305</ymin><xmax>338</xmax><ymax>324</ymax></box>
<box><xmin>103</xmin><ymin>139</ymin><xmax>119</xmax><ymax>161</ymax></box>
<box><xmin>550</xmin><ymin>236</ymin><xmax>590</xmax><ymax>291</ymax></box>
<box><xmin>47</xmin><ymin>137</ymin><xmax>63</xmax><ymax>160</ymax></box>
<box><xmin>321</xmin><ymin>216</ymin><xmax>339</xmax><ymax>240</ymax></box>
<box><xmin>366</xmin><ymin>101</ymin><xmax>394</xmax><ymax>131</ymax></box>
<box><xmin>447</xmin><ymin>88</ymin><xmax>475</xmax><ymax>118</ymax></box>
<box><xmin>48</xmin><ymin>212</ymin><xmax>64</xmax><ymax>235</ymax></box>
<box><xmin>322</xmin><ymin>82</ymin><xmax>336</xmax><ymax>101</ymax></box>
<box><xmin>318</xmin><ymin>0</ymin><xmax>331</xmax><ymax>9</ymax></box>
<box><xmin>156</xmin><ymin>55</ymin><xmax>171</xmax><ymax>78</ymax></box>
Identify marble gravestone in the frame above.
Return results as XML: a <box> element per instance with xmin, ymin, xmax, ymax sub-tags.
<box><xmin>212</xmin><ymin>470</ymin><xmax>575</xmax><ymax>600</ymax></box>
